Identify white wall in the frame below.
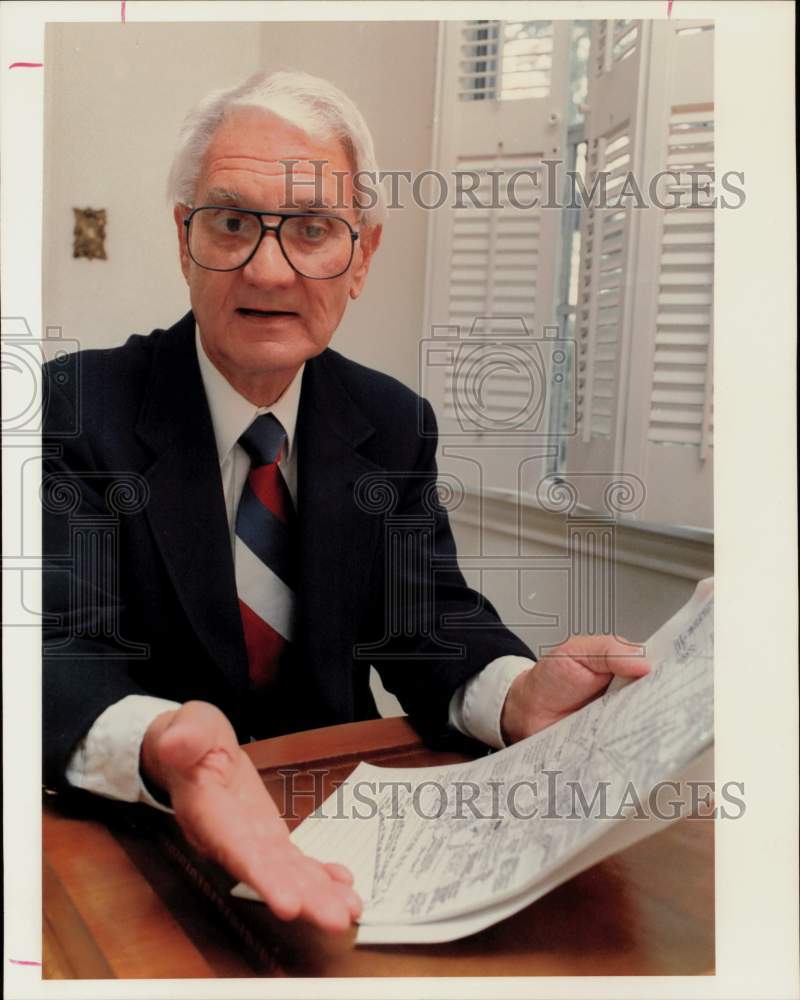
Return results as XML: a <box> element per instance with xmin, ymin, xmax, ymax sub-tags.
<box><xmin>450</xmin><ymin>496</ymin><xmax>712</xmax><ymax>648</ymax></box>
<box><xmin>43</xmin><ymin>23</ymin><xmax>261</xmax><ymax>355</ymax></box>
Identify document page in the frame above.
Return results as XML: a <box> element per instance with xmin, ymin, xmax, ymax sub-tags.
<box><xmin>233</xmin><ymin>579</ymin><xmax>714</xmax><ymax>944</ymax></box>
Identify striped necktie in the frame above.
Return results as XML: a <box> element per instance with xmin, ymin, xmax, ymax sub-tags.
<box><xmin>234</xmin><ymin>413</ymin><xmax>295</xmax><ymax>688</ymax></box>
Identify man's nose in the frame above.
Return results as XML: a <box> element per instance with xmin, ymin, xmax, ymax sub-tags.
<box><xmin>241</xmin><ymin>230</ymin><xmax>296</xmax><ymax>287</ymax></box>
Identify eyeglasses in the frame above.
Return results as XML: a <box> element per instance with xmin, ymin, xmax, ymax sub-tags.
<box><xmin>183</xmin><ymin>206</ymin><xmax>360</xmax><ymax>279</ymax></box>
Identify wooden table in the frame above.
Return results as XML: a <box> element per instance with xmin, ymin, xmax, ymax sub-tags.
<box><xmin>43</xmin><ymin>717</ymin><xmax>714</xmax><ymax>978</ymax></box>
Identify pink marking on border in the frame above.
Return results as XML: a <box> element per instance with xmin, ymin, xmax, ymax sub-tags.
<box><xmin>121</xmin><ymin>0</ymin><xmax>126</xmax><ymax>22</ymax></box>
<box><xmin>9</xmin><ymin>959</ymin><xmax>42</xmax><ymax>966</ymax></box>
<box><xmin>667</xmin><ymin>0</ymin><xmax>674</xmax><ymax>16</ymax></box>
<box><xmin>8</xmin><ymin>62</ymin><xmax>43</xmax><ymax>69</ymax></box>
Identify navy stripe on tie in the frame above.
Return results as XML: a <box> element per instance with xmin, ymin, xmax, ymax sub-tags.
<box><xmin>235</xmin><ymin>482</ymin><xmax>295</xmax><ymax>590</ymax></box>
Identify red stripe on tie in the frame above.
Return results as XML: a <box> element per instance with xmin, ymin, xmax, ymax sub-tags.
<box><xmin>239</xmin><ymin>599</ymin><xmax>287</xmax><ymax>688</ymax></box>
<box><xmin>248</xmin><ymin>463</ymin><xmax>292</xmax><ymax>524</ymax></box>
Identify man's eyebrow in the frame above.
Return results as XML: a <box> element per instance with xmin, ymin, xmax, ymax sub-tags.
<box><xmin>205</xmin><ymin>188</ymin><xmax>345</xmax><ymax>212</ymax></box>
<box><xmin>202</xmin><ymin>187</ymin><xmax>351</xmax><ymax>217</ymax></box>
<box><xmin>284</xmin><ymin>194</ymin><xmax>340</xmax><ymax>211</ymax></box>
<box><xmin>204</xmin><ymin>187</ymin><xmax>244</xmax><ymax>204</ymax></box>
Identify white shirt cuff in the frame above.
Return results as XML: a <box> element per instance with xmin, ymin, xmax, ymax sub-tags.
<box><xmin>448</xmin><ymin>656</ymin><xmax>534</xmax><ymax>749</ymax></box>
<box><xmin>64</xmin><ymin>694</ymin><xmax>181</xmax><ymax>813</ymax></box>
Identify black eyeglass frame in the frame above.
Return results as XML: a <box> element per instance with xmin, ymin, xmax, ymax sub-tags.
<box><xmin>182</xmin><ymin>205</ymin><xmax>360</xmax><ymax>279</ymax></box>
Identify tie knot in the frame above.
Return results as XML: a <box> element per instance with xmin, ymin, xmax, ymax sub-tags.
<box><xmin>239</xmin><ymin>413</ymin><xmax>287</xmax><ymax>467</ymax></box>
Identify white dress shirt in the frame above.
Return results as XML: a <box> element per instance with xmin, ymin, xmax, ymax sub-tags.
<box><xmin>65</xmin><ymin>330</ymin><xmax>532</xmax><ymax>809</ymax></box>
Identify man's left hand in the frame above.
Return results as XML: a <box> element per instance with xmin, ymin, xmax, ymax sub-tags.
<box><xmin>501</xmin><ymin>636</ymin><xmax>651</xmax><ymax>744</ymax></box>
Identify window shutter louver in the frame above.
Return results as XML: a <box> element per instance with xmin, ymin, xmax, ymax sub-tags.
<box><xmin>648</xmin><ymin>103</ymin><xmax>714</xmax><ymax>448</ymax></box>
<box><xmin>577</xmin><ymin>123</ymin><xmax>632</xmax><ymax>442</ymax></box>
<box><xmin>620</xmin><ymin>20</ymin><xmax>715</xmax><ymax>528</ymax></box>
<box><xmin>611</xmin><ymin>20</ymin><xmax>639</xmax><ymax>64</ymax></box>
<box><xmin>443</xmin><ymin>155</ymin><xmax>542</xmax><ymax>425</ymax></box>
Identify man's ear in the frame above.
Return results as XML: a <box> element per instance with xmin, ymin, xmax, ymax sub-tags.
<box><xmin>349</xmin><ymin>224</ymin><xmax>382</xmax><ymax>300</ymax></box>
<box><xmin>173</xmin><ymin>204</ymin><xmax>191</xmax><ymax>283</ymax></box>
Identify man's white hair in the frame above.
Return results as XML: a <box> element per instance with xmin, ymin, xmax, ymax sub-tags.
<box><xmin>166</xmin><ymin>70</ymin><xmax>385</xmax><ymax>225</ymax></box>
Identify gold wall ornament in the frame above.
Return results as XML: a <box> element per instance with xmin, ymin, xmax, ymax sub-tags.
<box><xmin>72</xmin><ymin>207</ymin><xmax>107</xmax><ymax>260</ymax></box>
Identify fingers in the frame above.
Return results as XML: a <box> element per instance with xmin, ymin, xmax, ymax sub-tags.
<box><xmin>342</xmin><ymin>886</ymin><xmax>363</xmax><ymax>920</ymax></box>
<box><xmin>297</xmin><ymin>872</ymin><xmax>362</xmax><ymax>931</ymax></box>
<box><xmin>320</xmin><ymin>869</ymin><xmax>362</xmax><ymax>920</ymax></box>
<box><xmin>255</xmin><ymin>871</ymin><xmax>303</xmax><ymax>922</ymax></box>
<box><xmin>247</xmin><ymin>853</ymin><xmax>361</xmax><ymax>933</ymax></box>
<box><xmin>322</xmin><ymin>861</ymin><xmax>354</xmax><ymax>885</ymax></box>
<box><xmin>299</xmin><ymin>882</ymin><xmax>358</xmax><ymax>933</ymax></box>
<box><xmin>292</xmin><ymin>857</ymin><xmax>362</xmax><ymax>929</ymax></box>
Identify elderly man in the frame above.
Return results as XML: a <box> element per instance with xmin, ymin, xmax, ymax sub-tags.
<box><xmin>43</xmin><ymin>71</ymin><xmax>648</xmax><ymax>934</ymax></box>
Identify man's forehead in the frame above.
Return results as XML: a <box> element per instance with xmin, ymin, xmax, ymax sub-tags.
<box><xmin>200</xmin><ymin>108</ymin><xmax>352</xmax><ymax>181</ymax></box>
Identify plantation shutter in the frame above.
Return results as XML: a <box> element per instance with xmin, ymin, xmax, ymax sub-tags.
<box><xmin>424</xmin><ymin>20</ymin><xmax>572</xmax><ymax>493</ymax></box>
<box><xmin>622</xmin><ymin>20</ymin><xmax>715</xmax><ymax>528</ymax></box>
<box><xmin>565</xmin><ymin>19</ymin><xmax>714</xmax><ymax>529</ymax></box>
<box><xmin>565</xmin><ymin>19</ymin><xmax>649</xmax><ymax>511</ymax></box>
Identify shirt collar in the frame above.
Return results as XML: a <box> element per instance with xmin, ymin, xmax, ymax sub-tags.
<box><xmin>195</xmin><ymin>325</ymin><xmax>304</xmax><ymax>465</ymax></box>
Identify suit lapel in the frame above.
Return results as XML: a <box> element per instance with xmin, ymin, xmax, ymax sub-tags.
<box><xmin>133</xmin><ymin>320</ymin><xmax>384</xmax><ymax>718</ymax></box>
<box><xmin>295</xmin><ymin>353</ymin><xmax>382</xmax><ymax>722</ymax></box>
<box><xmin>136</xmin><ymin>313</ymin><xmax>250</xmax><ymax>700</ymax></box>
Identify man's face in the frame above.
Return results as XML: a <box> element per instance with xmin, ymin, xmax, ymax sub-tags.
<box><xmin>175</xmin><ymin>107</ymin><xmax>380</xmax><ymax>401</ymax></box>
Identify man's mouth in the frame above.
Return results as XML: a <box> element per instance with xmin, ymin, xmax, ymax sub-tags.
<box><xmin>236</xmin><ymin>308</ymin><xmax>297</xmax><ymax>318</ymax></box>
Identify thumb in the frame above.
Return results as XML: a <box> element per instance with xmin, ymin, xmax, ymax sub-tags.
<box><xmin>555</xmin><ymin>635</ymin><xmax>651</xmax><ymax>678</ymax></box>
<box><xmin>156</xmin><ymin>701</ymin><xmax>238</xmax><ymax>772</ymax></box>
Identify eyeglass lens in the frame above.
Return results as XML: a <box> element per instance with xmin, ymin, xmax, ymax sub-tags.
<box><xmin>187</xmin><ymin>208</ymin><xmax>354</xmax><ymax>277</ymax></box>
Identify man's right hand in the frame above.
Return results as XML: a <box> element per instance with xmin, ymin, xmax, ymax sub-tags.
<box><xmin>140</xmin><ymin>701</ymin><xmax>361</xmax><ymax>933</ymax></box>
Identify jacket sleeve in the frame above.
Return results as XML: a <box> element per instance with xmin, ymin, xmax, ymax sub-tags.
<box><xmin>364</xmin><ymin>399</ymin><xmax>535</xmax><ymax>747</ymax></box>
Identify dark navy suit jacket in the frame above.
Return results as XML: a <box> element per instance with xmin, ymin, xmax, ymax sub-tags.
<box><xmin>42</xmin><ymin>311</ymin><xmax>532</xmax><ymax>791</ymax></box>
